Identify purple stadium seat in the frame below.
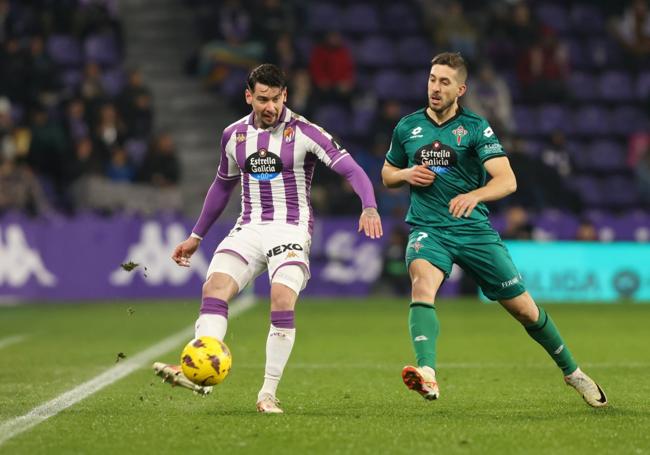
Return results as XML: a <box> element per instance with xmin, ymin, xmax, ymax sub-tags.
<box><xmin>101</xmin><ymin>68</ymin><xmax>126</xmax><ymax>97</ymax></box>
<box><xmin>566</xmin><ymin>38</ymin><xmax>590</xmax><ymax>69</ymax></box>
<box><xmin>585</xmin><ymin>140</ymin><xmax>627</xmax><ymax>171</ymax></box>
<box><xmin>601</xmin><ymin>176</ymin><xmax>640</xmax><ymax>207</ymax></box>
<box><xmin>383</xmin><ymin>4</ymin><xmax>418</xmax><ymax>32</ymax></box>
<box><xmin>341</xmin><ymin>4</ymin><xmax>380</xmax><ymax>33</ymax></box>
<box><xmin>84</xmin><ymin>33</ymin><xmax>120</xmax><ymax>67</ymax></box>
<box><xmin>610</xmin><ymin>106</ymin><xmax>648</xmax><ymax>135</ymax></box>
<box><xmin>314</xmin><ymin>104</ymin><xmax>351</xmax><ymax>137</ymax></box>
<box><xmin>47</xmin><ymin>35</ymin><xmax>83</xmax><ymax>67</ymax></box>
<box><xmin>406</xmin><ymin>70</ymin><xmax>428</xmax><ymax>101</ymax></box>
<box><xmin>568</xmin><ymin>72</ymin><xmax>597</xmax><ymax>101</ymax></box>
<box><xmin>574</xmin><ymin>105</ymin><xmax>611</xmax><ymax>135</ymax></box>
<box><xmin>221</xmin><ymin>68</ymin><xmax>248</xmax><ymax>99</ymax></box>
<box><xmin>586</xmin><ymin>38</ymin><xmax>623</xmax><ymax>68</ymax></box>
<box><xmin>397</xmin><ymin>36</ymin><xmax>432</xmax><ymax>67</ymax></box>
<box><xmin>572</xmin><ymin>175</ymin><xmax>602</xmax><ymax>207</ymax></box>
<box><xmin>637</xmin><ymin>71</ymin><xmax>650</xmax><ymax>98</ymax></box>
<box><xmin>10</xmin><ymin>103</ymin><xmax>24</xmax><ymax>125</ymax></box>
<box><xmin>570</xmin><ymin>4</ymin><xmax>605</xmax><ymax>34</ymax></box>
<box><xmin>595</xmin><ymin>212</ymin><xmax>649</xmax><ymax>240</ymax></box>
<box><xmin>355</xmin><ymin>36</ymin><xmax>396</xmax><ymax>67</ymax></box>
<box><xmin>535</xmin><ymin>4</ymin><xmax>569</xmax><ymax>33</ymax></box>
<box><xmin>599</xmin><ymin>71</ymin><xmax>635</xmax><ymax>101</ymax></box>
<box><xmin>351</xmin><ymin>108</ymin><xmax>375</xmax><ymax>136</ymax></box>
<box><xmin>513</xmin><ymin>105</ymin><xmax>538</xmax><ymax>135</ymax></box>
<box><xmin>538</xmin><ymin>104</ymin><xmax>569</xmax><ymax>134</ymax></box>
<box><xmin>307</xmin><ymin>3</ymin><xmax>341</xmax><ymax>32</ymax></box>
<box><xmin>533</xmin><ymin>209</ymin><xmax>579</xmax><ymax>240</ymax></box>
<box><xmin>373</xmin><ymin>70</ymin><xmax>409</xmax><ymax>100</ymax></box>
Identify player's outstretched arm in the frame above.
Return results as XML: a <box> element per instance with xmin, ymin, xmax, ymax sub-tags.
<box><xmin>171</xmin><ymin>176</ymin><xmax>238</xmax><ymax>267</ymax></box>
<box><xmin>448</xmin><ymin>156</ymin><xmax>517</xmax><ymax>218</ymax></box>
<box><xmin>382</xmin><ymin>161</ymin><xmax>436</xmax><ymax>188</ymax></box>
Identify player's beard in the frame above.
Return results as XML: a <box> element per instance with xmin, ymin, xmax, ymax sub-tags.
<box><xmin>428</xmin><ymin>96</ymin><xmax>455</xmax><ymax>115</ymax></box>
<box><xmin>260</xmin><ymin>111</ymin><xmax>277</xmax><ymax>128</ymax></box>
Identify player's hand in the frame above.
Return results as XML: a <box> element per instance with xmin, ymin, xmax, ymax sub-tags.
<box><xmin>171</xmin><ymin>237</ymin><xmax>201</xmax><ymax>267</ymax></box>
<box><xmin>358</xmin><ymin>207</ymin><xmax>383</xmax><ymax>239</ymax></box>
<box><xmin>449</xmin><ymin>192</ymin><xmax>480</xmax><ymax>218</ymax></box>
<box><xmin>403</xmin><ymin>165</ymin><xmax>436</xmax><ymax>187</ymax></box>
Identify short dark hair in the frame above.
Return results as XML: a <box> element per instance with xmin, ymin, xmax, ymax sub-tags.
<box><xmin>246</xmin><ymin>64</ymin><xmax>287</xmax><ymax>91</ymax></box>
<box><xmin>430</xmin><ymin>52</ymin><xmax>468</xmax><ymax>83</ymax></box>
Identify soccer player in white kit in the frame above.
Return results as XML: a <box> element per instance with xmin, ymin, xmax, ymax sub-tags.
<box><xmin>154</xmin><ymin>64</ymin><xmax>383</xmax><ymax>413</ymax></box>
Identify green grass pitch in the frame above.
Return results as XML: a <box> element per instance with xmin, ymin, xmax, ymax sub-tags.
<box><xmin>1</xmin><ymin>298</ymin><xmax>649</xmax><ymax>454</ymax></box>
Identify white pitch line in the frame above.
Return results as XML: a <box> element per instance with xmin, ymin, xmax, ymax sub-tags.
<box><xmin>0</xmin><ymin>335</ymin><xmax>27</xmax><ymax>350</ymax></box>
<box><xmin>0</xmin><ymin>296</ymin><xmax>256</xmax><ymax>448</ymax></box>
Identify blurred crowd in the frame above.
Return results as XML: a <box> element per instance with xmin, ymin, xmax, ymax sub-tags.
<box><xmin>0</xmin><ymin>0</ymin><xmax>180</xmax><ymax>217</ymax></box>
<box><xmin>186</xmin><ymin>0</ymin><xmax>650</xmax><ymax>223</ymax></box>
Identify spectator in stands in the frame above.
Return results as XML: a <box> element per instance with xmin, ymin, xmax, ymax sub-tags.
<box><xmin>117</xmin><ymin>69</ymin><xmax>153</xmax><ymax>138</ymax></box>
<box><xmin>288</xmin><ymin>68</ymin><xmax>314</xmax><ymax>117</ymax></box>
<box><xmin>517</xmin><ymin>26</ymin><xmax>570</xmax><ymax>103</ymax></box>
<box><xmin>575</xmin><ymin>219</ymin><xmax>599</xmax><ymax>241</ymax></box>
<box><xmin>105</xmin><ymin>144</ymin><xmax>135</xmax><ymax>182</ymax></box>
<box><xmin>612</xmin><ymin>0</ymin><xmax>650</xmax><ymax>64</ymax></box>
<box><xmin>309</xmin><ymin>31</ymin><xmax>355</xmax><ymax>104</ymax></box>
<box><xmin>92</xmin><ymin>102</ymin><xmax>126</xmax><ymax>161</ymax></box>
<box><xmin>26</xmin><ymin>35</ymin><xmax>59</xmax><ymax>107</ymax></box>
<box><xmin>27</xmin><ymin>106</ymin><xmax>68</xmax><ymax>189</ymax></box>
<box><xmin>64</xmin><ymin>97</ymin><xmax>90</xmax><ymax>143</ymax></box>
<box><xmin>463</xmin><ymin>62</ymin><xmax>514</xmax><ymax>135</ymax></box>
<box><xmin>501</xmin><ymin>205</ymin><xmax>533</xmax><ymax>240</ymax></box>
<box><xmin>265</xmin><ymin>32</ymin><xmax>299</xmax><ymax>74</ymax></box>
<box><xmin>0</xmin><ymin>37</ymin><xmax>29</xmax><ymax>105</ymax></box>
<box><xmin>541</xmin><ymin>131</ymin><xmax>573</xmax><ymax>179</ymax></box>
<box><xmin>66</xmin><ymin>136</ymin><xmax>103</xmax><ymax>182</ymax></box>
<box><xmin>431</xmin><ymin>1</ymin><xmax>479</xmax><ymax>62</ymax></box>
<box><xmin>251</xmin><ymin>0</ymin><xmax>296</xmax><ymax>42</ymax></box>
<box><xmin>80</xmin><ymin>62</ymin><xmax>107</xmax><ymax>115</ymax></box>
<box><xmin>137</xmin><ymin>132</ymin><xmax>180</xmax><ymax>187</ymax></box>
<box><xmin>0</xmin><ymin>155</ymin><xmax>51</xmax><ymax>216</ymax></box>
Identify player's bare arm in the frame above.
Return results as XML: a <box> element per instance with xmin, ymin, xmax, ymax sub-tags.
<box><xmin>449</xmin><ymin>156</ymin><xmax>517</xmax><ymax>218</ymax></box>
<box><xmin>381</xmin><ymin>161</ymin><xmax>436</xmax><ymax>188</ymax></box>
<box><xmin>358</xmin><ymin>207</ymin><xmax>383</xmax><ymax>239</ymax></box>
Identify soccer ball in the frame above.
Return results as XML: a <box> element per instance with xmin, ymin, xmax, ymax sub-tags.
<box><xmin>180</xmin><ymin>336</ymin><xmax>232</xmax><ymax>386</ymax></box>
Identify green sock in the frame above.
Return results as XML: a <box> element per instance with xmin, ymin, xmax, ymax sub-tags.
<box><xmin>525</xmin><ymin>306</ymin><xmax>578</xmax><ymax>375</ymax></box>
<box><xmin>409</xmin><ymin>302</ymin><xmax>439</xmax><ymax>369</ymax></box>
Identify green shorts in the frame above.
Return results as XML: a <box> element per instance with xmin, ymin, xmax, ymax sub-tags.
<box><xmin>405</xmin><ymin>225</ymin><xmax>526</xmax><ymax>301</ymax></box>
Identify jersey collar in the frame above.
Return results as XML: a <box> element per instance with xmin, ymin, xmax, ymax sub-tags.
<box><xmin>424</xmin><ymin>106</ymin><xmax>463</xmax><ymax>128</ymax></box>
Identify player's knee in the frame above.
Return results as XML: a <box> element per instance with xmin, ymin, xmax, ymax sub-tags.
<box><xmin>270</xmin><ymin>285</ymin><xmax>297</xmax><ymax>311</ymax></box>
<box><xmin>203</xmin><ymin>272</ymin><xmax>237</xmax><ymax>299</ymax></box>
<box><xmin>411</xmin><ymin>276</ymin><xmax>436</xmax><ymax>302</ymax></box>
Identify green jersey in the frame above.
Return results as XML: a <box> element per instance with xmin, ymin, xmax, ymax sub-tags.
<box><xmin>386</xmin><ymin>107</ymin><xmax>506</xmax><ymax>230</ymax></box>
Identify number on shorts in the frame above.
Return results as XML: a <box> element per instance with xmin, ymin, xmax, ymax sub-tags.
<box><xmin>416</xmin><ymin>232</ymin><xmax>428</xmax><ymax>242</ymax></box>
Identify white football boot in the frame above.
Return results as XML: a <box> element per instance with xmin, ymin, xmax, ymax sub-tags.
<box><xmin>256</xmin><ymin>393</ymin><xmax>283</xmax><ymax>414</ymax></box>
<box><xmin>564</xmin><ymin>367</ymin><xmax>608</xmax><ymax>407</ymax></box>
<box><xmin>402</xmin><ymin>365</ymin><xmax>440</xmax><ymax>400</ymax></box>
<box><xmin>152</xmin><ymin>362</ymin><xmax>213</xmax><ymax>396</ymax></box>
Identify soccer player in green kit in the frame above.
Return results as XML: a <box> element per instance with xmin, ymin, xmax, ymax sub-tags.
<box><xmin>382</xmin><ymin>52</ymin><xmax>608</xmax><ymax>408</ymax></box>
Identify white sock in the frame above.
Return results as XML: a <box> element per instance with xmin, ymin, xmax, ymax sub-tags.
<box><xmin>194</xmin><ymin>314</ymin><xmax>228</xmax><ymax>341</ymax></box>
<box><xmin>258</xmin><ymin>325</ymin><xmax>295</xmax><ymax>400</ymax></box>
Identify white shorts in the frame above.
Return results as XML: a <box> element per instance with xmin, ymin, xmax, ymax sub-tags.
<box><xmin>206</xmin><ymin>223</ymin><xmax>311</xmax><ymax>295</ymax></box>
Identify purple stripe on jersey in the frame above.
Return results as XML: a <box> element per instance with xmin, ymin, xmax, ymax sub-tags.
<box><xmin>257</xmin><ymin>131</ymin><xmax>274</xmax><ymax>221</ymax></box>
<box><xmin>297</xmin><ymin>120</ymin><xmax>341</xmax><ymax>162</ymax></box>
<box><xmin>280</xmin><ymin>128</ymin><xmax>299</xmax><ymax>225</ymax></box>
<box><xmin>303</xmin><ymin>153</ymin><xmax>317</xmax><ymax>234</ymax></box>
<box><xmin>217</xmin><ymin>122</ymin><xmax>241</xmax><ymax>178</ymax></box>
<box><xmin>236</xmin><ymin>127</ymin><xmax>251</xmax><ymax>224</ymax></box>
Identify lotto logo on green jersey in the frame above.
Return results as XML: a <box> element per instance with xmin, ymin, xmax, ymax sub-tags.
<box><xmin>415</xmin><ymin>140</ymin><xmax>457</xmax><ymax>174</ymax></box>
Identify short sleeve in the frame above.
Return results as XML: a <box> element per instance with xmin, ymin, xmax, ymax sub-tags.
<box><xmin>217</xmin><ymin>129</ymin><xmax>241</xmax><ymax>180</ymax></box>
<box><xmin>474</xmin><ymin>119</ymin><xmax>507</xmax><ymax>163</ymax></box>
<box><xmin>385</xmin><ymin>124</ymin><xmax>408</xmax><ymax>168</ymax></box>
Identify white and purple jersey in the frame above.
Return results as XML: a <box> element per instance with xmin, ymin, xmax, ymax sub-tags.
<box><xmin>192</xmin><ymin>106</ymin><xmax>376</xmax><ymax>237</ymax></box>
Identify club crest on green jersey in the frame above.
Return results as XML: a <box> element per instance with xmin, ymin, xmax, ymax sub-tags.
<box><xmin>452</xmin><ymin>125</ymin><xmax>468</xmax><ymax>145</ymax></box>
